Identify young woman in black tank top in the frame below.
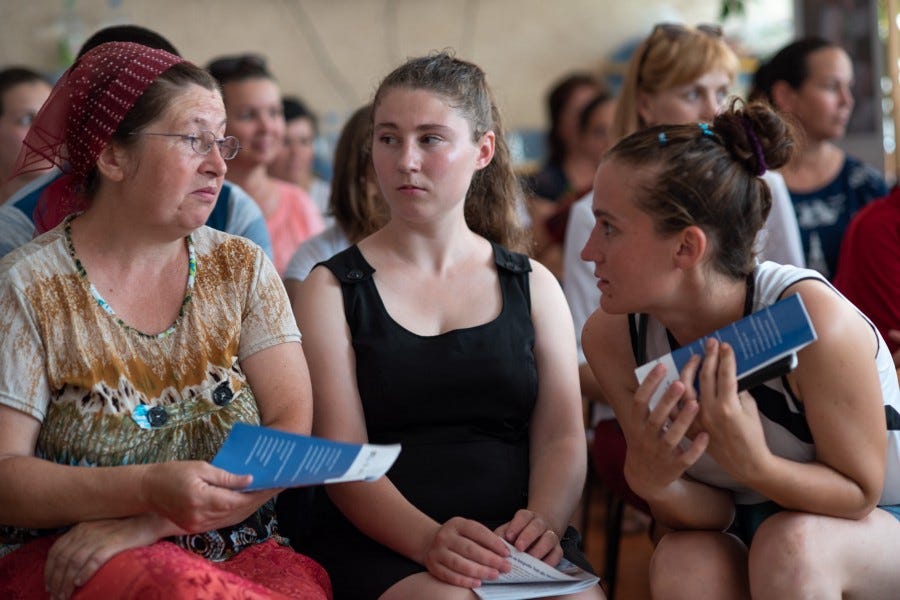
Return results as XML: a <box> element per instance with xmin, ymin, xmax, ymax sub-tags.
<box><xmin>282</xmin><ymin>53</ymin><xmax>604</xmax><ymax>600</ymax></box>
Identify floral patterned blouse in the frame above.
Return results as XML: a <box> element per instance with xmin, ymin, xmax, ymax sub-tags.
<box><xmin>0</xmin><ymin>220</ymin><xmax>301</xmax><ymax>560</ymax></box>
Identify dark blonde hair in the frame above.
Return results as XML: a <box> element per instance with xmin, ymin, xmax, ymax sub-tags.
<box><xmin>372</xmin><ymin>51</ymin><xmax>530</xmax><ymax>253</ymax></box>
<box><xmin>612</xmin><ymin>24</ymin><xmax>739</xmax><ymax>141</ymax></box>
<box><xmin>606</xmin><ymin>100</ymin><xmax>795</xmax><ymax>279</ymax></box>
<box><xmin>330</xmin><ymin>104</ymin><xmax>389</xmax><ymax>243</ymax></box>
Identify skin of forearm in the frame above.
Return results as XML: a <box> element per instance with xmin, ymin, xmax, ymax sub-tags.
<box><xmin>642</xmin><ymin>478</ymin><xmax>735</xmax><ymax>531</ymax></box>
<box><xmin>578</xmin><ymin>362</ymin><xmax>607</xmax><ymax>406</ymax></box>
<box><xmin>0</xmin><ymin>456</ymin><xmax>149</xmax><ymax>528</ymax></box>
<box><xmin>327</xmin><ymin>478</ymin><xmax>440</xmax><ymax>564</ymax></box>
<box><xmin>742</xmin><ymin>455</ymin><xmax>877</xmax><ymax>520</ymax></box>
<box><xmin>527</xmin><ymin>436</ymin><xmax>587</xmax><ymax>534</ymax></box>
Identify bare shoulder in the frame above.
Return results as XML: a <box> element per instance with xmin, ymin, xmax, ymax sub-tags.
<box><xmin>526</xmin><ymin>258</ymin><xmax>567</xmax><ymax>305</ymax></box>
<box><xmin>583</xmin><ymin>308</ymin><xmax>639</xmax><ymax>415</ymax></box>
<box><xmin>526</xmin><ymin>256</ymin><xmax>557</xmax><ymax>282</ymax></box>
<box><xmin>296</xmin><ymin>263</ymin><xmax>341</xmax><ymax>300</ymax></box>
<box><xmin>784</xmin><ymin>279</ymin><xmax>881</xmax><ymax>403</ymax></box>
<box><xmin>583</xmin><ymin>308</ymin><xmax>634</xmax><ymax>369</ymax></box>
<box><xmin>293</xmin><ymin>264</ymin><xmax>345</xmax><ymax>333</ymax></box>
<box><xmin>785</xmin><ymin>279</ymin><xmax>875</xmax><ymax>355</ymax></box>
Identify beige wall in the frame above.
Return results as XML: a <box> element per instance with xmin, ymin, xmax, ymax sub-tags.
<box><xmin>1</xmin><ymin>0</ymin><xmax>737</xmax><ymax>133</ymax></box>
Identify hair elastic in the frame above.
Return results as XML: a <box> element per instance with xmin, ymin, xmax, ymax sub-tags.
<box><xmin>742</xmin><ymin>115</ymin><xmax>767</xmax><ymax>176</ymax></box>
<box><xmin>698</xmin><ymin>122</ymin><xmax>714</xmax><ymax>137</ymax></box>
<box><xmin>658</xmin><ymin>132</ymin><xmax>667</xmax><ymax>145</ymax></box>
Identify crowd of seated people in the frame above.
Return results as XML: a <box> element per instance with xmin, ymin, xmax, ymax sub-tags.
<box><xmin>1</xmin><ymin>18</ymin><xmax>898</xmax><ymax>600</ymax></box>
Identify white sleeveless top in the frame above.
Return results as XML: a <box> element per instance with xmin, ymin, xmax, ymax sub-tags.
<box><xmin>633</xmin><ymin>261</ymin><xmax>900</xmax><ymax>505</ymax></box>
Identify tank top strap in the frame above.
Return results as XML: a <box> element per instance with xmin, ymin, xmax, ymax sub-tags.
<box><xmin>491</xmin><ymin>242</ymin><xmax>532</xmax><ymax>312</ymax></box>
<box><xmin>317</xmin><ymin>246</ymin><xmax>381</xmax><ymax>338</ymax></box>
<box><xmin>317</xmin><ymin>245</ymin><xmax>374</xmax><ymax>284</ymax></box>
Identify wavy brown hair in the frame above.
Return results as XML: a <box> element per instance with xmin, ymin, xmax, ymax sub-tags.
<box><xmin>372</xmin><ymin>51</ymin><xmax>530</xmax><ymax>253</ymax></box>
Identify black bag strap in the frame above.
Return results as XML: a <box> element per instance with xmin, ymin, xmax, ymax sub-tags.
<box><xmin>628</xmin><ymin>312</ymin><xmax>649</xmax><ymax>366</ymax></box>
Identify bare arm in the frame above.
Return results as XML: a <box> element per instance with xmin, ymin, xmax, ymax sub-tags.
<box><xmin>582</xmin><ymin>308</ymin><xmax>734</xmax><ymax>530</ymax></box>
<box><xmin>579</xmin><ymin>362</ymin><xmax>607</xmax><ymax>405</ymax></box>
<box><xmin>699</xmin><ymin>282</ymin><xmax>886</xmax><ymax>519</ymax></box>
<box><xmin>889</xmin><ymin>330</ymin><xmax>900</xmax><ymax>369</ymax></box>
<box><xmin>284</xmin><ymin>277</ymin><xmax>303</xmax><ymax>311</ymax></box>
<box><xmin>241</xmin><ymin>340</ymin><xmax>312</xmax><ymax>435</ymax></box>
<box><xmin>521</xmin><ymin>262</ymin><xmax>587</xmax><ymax>532</ymax></box>
<box><xmin>0</xmin><ymin>406</ymin><xmax>254</xmax><ymax>530</ymax></box>
<box><xmin>0</xmin><ymin>282</ymin><xmax>310</xmax><ymax>531</ymax></box>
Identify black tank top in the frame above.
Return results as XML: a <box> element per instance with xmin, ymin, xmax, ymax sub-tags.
<box><xmin>279</xmin><ymin>242</ymin><xmax>542</xmax><ymax>598</ymax></box>
<box><xmin>323</xmin><ymin>242</ymin><xmax>538</xmax><ymax>523</ymax></box>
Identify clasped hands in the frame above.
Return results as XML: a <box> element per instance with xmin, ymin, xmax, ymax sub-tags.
<box><xmin>624</xmin><ymin>338</ymin><xmax>772</xmax><ymax>501</ymax></box>
<box><xmin>44</xmin><ymin>460</ymin><xmax>268</xmax><ymax>600</ymax></box>
<box><xmin>423</xmin><ymin>509</ymin><xmax>563</xmax><ymax>589</ymax></box>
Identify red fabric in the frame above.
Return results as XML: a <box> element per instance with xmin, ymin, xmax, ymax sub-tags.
<box><xmin>544</xmin><ymin>185</ymin><xmax>592</xmax><ymax>245</ymax></box>
<box><xmin>590</xmin><ymin>419</ymin><xmax>650</xmax><ymax>514</ymax></box>
<box><xmin>11</xmin><ymin>41</ymin><xmax>185</xmax><ymax>234</ymax></box>
<box><xmin>834</xmin><ymin>187</ymin><xmax>900</xmax><ymax>355</ymax></box>
<box><xmin>0</xmin><ymin>536</ymin><xmax>332</xmax><ymax>600</ymax></box>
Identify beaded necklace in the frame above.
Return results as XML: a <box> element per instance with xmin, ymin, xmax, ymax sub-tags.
<box><xmin>64</xmin><ymin>216</ymin><xmax>196</xmax><ymax>339</ymax></box>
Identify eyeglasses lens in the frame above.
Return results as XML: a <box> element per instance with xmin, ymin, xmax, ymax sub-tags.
<box><xmin>191</xmin><ymin>131</ymin><xmax>240</xmax><ymax>160</ymax></box>
<box><xmin>219</xmin><ymin>137</ymin><xmax>240</xmax><ymax>160</ymax></box>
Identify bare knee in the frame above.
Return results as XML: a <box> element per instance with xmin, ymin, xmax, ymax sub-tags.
<box><xmin>379</xmin><ymin>572</ymin><xmax>478</xmax><ymax>600</ymax></box>
<box><xmin>651</xmin><ymin>531</ymin><xmax>749</xmax><ymax>600</ymax></box>
<box><xmin>749</xmin><ymin>512</ymin><xmax>834</xmax><ymax>598</ymax></box>
<box><xmin>650</xmin><ymin>533</ymin><xmax>695</xmax><ymax>596</ymax></box>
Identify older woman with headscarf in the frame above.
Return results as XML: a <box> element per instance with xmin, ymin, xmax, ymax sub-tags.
<box><xmin>0</xmin><ymin>42</ymin><xmax>331</xmax><ymax>599</ymax></box>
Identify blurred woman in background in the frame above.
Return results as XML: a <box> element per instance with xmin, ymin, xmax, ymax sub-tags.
<box><xmin>269</xmin><ymin>95</ymin><xmax>332</xmax><ymax>224</ymax></box>
<box><xmin>752</xmin><ymin>36</ymin><xmax>887</xmax><ymax>279</ymax></box>
<box><xmin>208</xmin><ymin>55</ymin><xmax>324</xmax><ymax>275</ymax></box>
<box><xmin>0</xmin><ymin>67</ymin><xmax>50</xmax><ymax>201</ymax></box>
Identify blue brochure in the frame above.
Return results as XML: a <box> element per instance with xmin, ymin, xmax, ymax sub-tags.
<box><xmin>211</xmin><ymin>423</ymin><xmax>401</xmax><ymax>491</ymax></box>
<box><xmin>635</xmin><ymin>294</ymin><xmax>818</xmax><ymax>410</ymax></box>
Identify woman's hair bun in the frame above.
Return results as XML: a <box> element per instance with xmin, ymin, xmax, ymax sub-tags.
<box><xmin>713</xmin><ymin>98</ymin><xmax>796</xmax><ymax>176</ymax></box>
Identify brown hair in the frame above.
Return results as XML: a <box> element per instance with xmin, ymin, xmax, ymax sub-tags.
<box><xmin>545</xmin><ymin>72</ymin><xmax>600</xmax><ymax>165</ymax></box>
<box><xmin>372</xmin><ymin>51</ymin><xmax>530</xmax><ymax>253</ymax></box>
<box><xmin>605</xmin><ymin>100</ymin><xmax>795</xmax><ymax>279</ymax></box>
<box><xmin>330</xmin><ymin>105</ymin><xmax>389</xmax><ymax>242</ymax></box>
<box><xmin>750</xmin><ymin>36</ymin><xmax>838</xmax><ymax>104</ymax></box>
<box><xmin>612</xmin><ymin>24</ymin><xmax>739</xmax><ymax>141</ymax></box>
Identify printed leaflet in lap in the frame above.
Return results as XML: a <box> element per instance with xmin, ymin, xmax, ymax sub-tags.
<box><xmin>474</xmin><ymin>540</ymin><xmax>600</xmax><ymax>599</ymax></box>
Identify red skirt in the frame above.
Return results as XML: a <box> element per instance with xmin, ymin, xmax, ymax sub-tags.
<box><xmin>0</xmin><ymin>536</ymin><xmax>332</xmax><ymax>599</ymax></box>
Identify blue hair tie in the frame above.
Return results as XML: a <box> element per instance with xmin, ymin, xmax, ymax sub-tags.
<box><xmin>698</xmin><ymin>122</ymin><xmax>714</xmax><ymax>137</ymax></box>
<box><xmin>658</xmin><ymin>132</ymin><xmax>667</xmax><ymax>145</ymax></box>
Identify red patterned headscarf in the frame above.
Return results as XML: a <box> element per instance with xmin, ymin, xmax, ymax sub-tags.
<box><xmin>11</xmin><ymin>41</ymin><xmax>185</xmax><ymax>233</ymax></box>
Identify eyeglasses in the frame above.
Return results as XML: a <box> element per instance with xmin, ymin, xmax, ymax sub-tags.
<box><xmin>635</xmin><ymin>23</ymin><xmax>724</xmax><ymax>86</ymax></box>
<box><xmin>129</xmin><ymin>130</ymin><xmax>241</xmax><ymax>160</ymax></box>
